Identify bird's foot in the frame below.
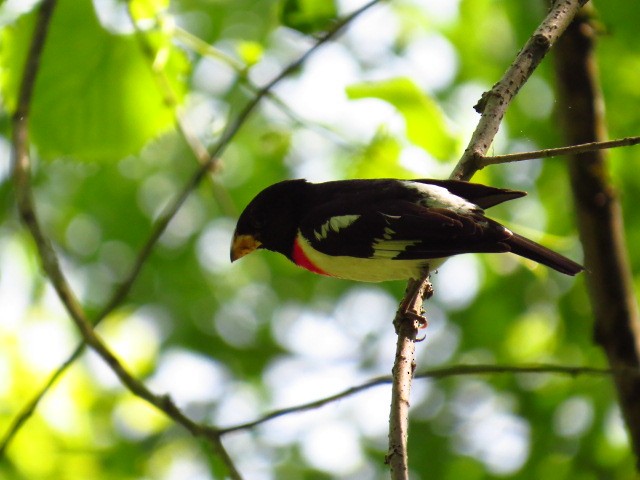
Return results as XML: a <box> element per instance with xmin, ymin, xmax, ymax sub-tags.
<box><xmin>393</xmin><ymin>306</ymin><xmax>428</xmax><ymax>336</ymax></box>
<box><xmin>394</xmin><ymin>274</ymin><xmax>433</xmax><ymax>336</ymax></box>
<box><xmin>403</xmin><ymin>309</ymin><xmax>428</xmax><ymax>329</ymax></box>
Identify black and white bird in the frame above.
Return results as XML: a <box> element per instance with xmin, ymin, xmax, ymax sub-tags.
<box><xmin>230</xmin><ymin>178</ymin><xmax>583</xmax><ymax>281</ymax></box>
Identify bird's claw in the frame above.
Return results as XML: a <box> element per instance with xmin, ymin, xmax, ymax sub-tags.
<box><xmin>394</xmin><ymin>308</ymin><xmax>428</xmax><ymax>337</ymax></box>
<box><xmin>403</xmin><ymin>310</ymin><xmax>428</xmax><ymax>329</ymax></box>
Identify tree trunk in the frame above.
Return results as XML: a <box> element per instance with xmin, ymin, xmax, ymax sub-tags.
<box><xmin>554</xmin><ymin>7</ymin><xmax>640</xmax><ymax>466</ymax></box>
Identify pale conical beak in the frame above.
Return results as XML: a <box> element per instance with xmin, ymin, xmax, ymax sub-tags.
<box><xmin>230</xmin><ymin>234</ymin><xmax>262</xmax><ymax>262</ymax></box>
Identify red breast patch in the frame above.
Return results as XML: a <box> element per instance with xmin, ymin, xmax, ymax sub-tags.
<box><xmin>292</xmin><ymin>237</ymin><xmax>330</xmax><ymax>276</ymax></box>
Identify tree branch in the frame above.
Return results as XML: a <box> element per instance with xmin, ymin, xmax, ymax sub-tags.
<box><xmin>127</xmin><ymin>9</ymin><xmax>219</xmax><ymax>170</ymax></box>
<box><xmin>450</xmin><ymin>0</ymin><xmax>589</xmax><ymax>181</ymax></box>
<box><xmin>217</xmin><ymin>363</ymin><xmax>614</xmax><ymax>435</ymax></box>
<box><xmin>554</xmin><ymin>6</ymin><xmax>640</xmax><ymax>466</ymax></box>
<box><xmin>388</xmin><ymin>0</ymin><xmax>589</xmax><ymax>475</ymax></box>
<box><xmin>387</xmin><ymin>277</ymin><xmax>432</xmax><ymax>479</ymax></box>
<box><xmin>7</xmin><ymin>2</ymin><xmax>242</xmax><ymax>477</ymax></box>
<box><xmin>2</xmin><ymin>0</ymin><xmax>60</xmax><ymax>456</ymax></box>
<box><xmin>173</xmin><ymin>25</ymin><xmax>355</xmax><ymax>152</ymax></box>
<box><xmin>480</xmin><ymin>135</ymin><xmax>640</xmax><ymax>167</ymax></box>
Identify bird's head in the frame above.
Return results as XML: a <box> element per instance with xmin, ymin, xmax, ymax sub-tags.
<box><xmin>231</xmin><ymin>179</ymin><xmax>310</xmax><ymax>262</ymax></box>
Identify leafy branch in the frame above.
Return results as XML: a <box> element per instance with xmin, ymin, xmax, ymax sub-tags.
<box><xmin>2</xmin><ymin>0</ymin><xmax>382</xmax><ymax>466</ymax></box>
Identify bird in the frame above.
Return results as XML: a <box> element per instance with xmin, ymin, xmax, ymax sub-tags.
<box><xmin>230</xmin><ymin>178</ymin><xmax>583</xmax><ymax>283</ymax></box>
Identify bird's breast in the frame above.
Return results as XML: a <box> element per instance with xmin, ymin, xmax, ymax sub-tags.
<box><xmin>292</xmin><ymin>233</ymin><xmax>442</xmax><ymax>282</ymax></box>
<box><xmin>292</xmin><ymin>237</ymin><xmax>330</xmax><ymax>276</ymax></box>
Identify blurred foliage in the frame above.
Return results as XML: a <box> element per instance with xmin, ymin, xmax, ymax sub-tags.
<box><xmin>346</xmin><ymin>77</ymin><xmax>458</xmax><ymax>161</ymax></box>
<box><xmin>0</xmin><ymin>0</ymin><xmax>638</xmax><ymax>479</ymax></box>
<box><xmin>280</xmin><ymin>0</ymin><xmax>338</xmax><ymax>34</ymax></box>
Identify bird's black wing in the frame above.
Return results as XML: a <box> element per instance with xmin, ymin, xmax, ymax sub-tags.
<box><xmin>299</xmin><ymin>200</ymin><xmax>512</xmax><ymax>260</ymax></box>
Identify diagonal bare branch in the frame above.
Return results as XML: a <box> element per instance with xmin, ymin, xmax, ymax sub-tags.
<box><xmin>173</xmin><ymin>25</ymin><xmax>355</xmax><ymax>152</ymax></box>
<box><xmin>450</xmin><ymin>0</ymin><xmax>590</xmax><ymax>181</ymax></box>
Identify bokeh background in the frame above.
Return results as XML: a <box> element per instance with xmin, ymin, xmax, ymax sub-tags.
<box><xmin>1</xmin><ymin>0</ymin><xmax>639</xmax><ymax>478</ymax></box>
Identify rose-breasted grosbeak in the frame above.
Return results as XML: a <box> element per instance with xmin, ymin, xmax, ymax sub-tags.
<box><xmin>230</xmin><ymin>179</ymin><xmax>583</xmax><ymax>281</ymax></box>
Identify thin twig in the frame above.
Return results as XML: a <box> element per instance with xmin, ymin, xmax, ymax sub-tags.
<box><xmin>219</xmin><ymin>375</ymin><xmax>392</xmax><ymax>435</ymax></box>
<box><xmin>0</xmin><ymin>345</ymin><xmax>81</xmax><ymax>456</ymax></box>
<box><xmin>127</xmin><ymin>12</ymin><xmax>212</xmax><ymax>167</ymax></box>
<box><xmin>210</xmin><ymin>0</ymin><xmax>382</xmax><ymax>161</ymax></box>
<box><xmin>173</xmin><ymin>25</ymin><xmax>355</xmax><ymax>151</ymax></box>
<box><xmin>415</xmin><ymin>363</ymin><xmax>615</xmax><ymax>379</ymax></box>
<box><xmin>126</xmin><ymin>6</ymin><xmax>237</xmax><ymax>215</ymax></box>
<box><xmin>217</xmin><ymin>363</ymin><xmax>614</xmax><ymax>435</ymax></box>
<box><xmin>481</xmin><ymin>136</ymin><xmax>640</xmax><ymax>167</ymax></box>
<box><xmin>2</xmin><ymin>0</ymin><xmax>383</xmax><ymax>457</ymax></box>
<box><xmin>449</xmin><ymin>0</ymin><xmax>589</xmax><ymax>181</ymax></box>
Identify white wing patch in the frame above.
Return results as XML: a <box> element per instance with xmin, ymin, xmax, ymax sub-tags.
<box><xmin>314</xmin><ymin>214</ymin><xmax>361</xmax><ymax>241</ymax></box>
<box><xmin>403</xmin><ymin>181</ymin><xmax>479</xmax><ymax>214</ymax></box>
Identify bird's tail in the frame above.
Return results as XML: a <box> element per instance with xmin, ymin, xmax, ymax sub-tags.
<box><xmin>507</xmin><ymin>233</ymin><xmax>584</xmax><ymax>276</ymax></box>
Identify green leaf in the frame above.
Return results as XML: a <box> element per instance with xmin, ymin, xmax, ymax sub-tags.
<box><xmin>346</xmin><ymin>77</ymin><xmax>458</xmax><ymax>161</ymax></box>
<box><xmin>0</xmin><ymin>0</ymin><xmax>187</xmax><ymax>161</ymax></box>
<box><xmin>346</xmin><ymin>129</ymin><xmax>411</xmax><ymax>179</ymax></box>
<box><xmin>280</xmin><ymin>0</ymin><xmax>338</xmax><ymax>34</ymax></box>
